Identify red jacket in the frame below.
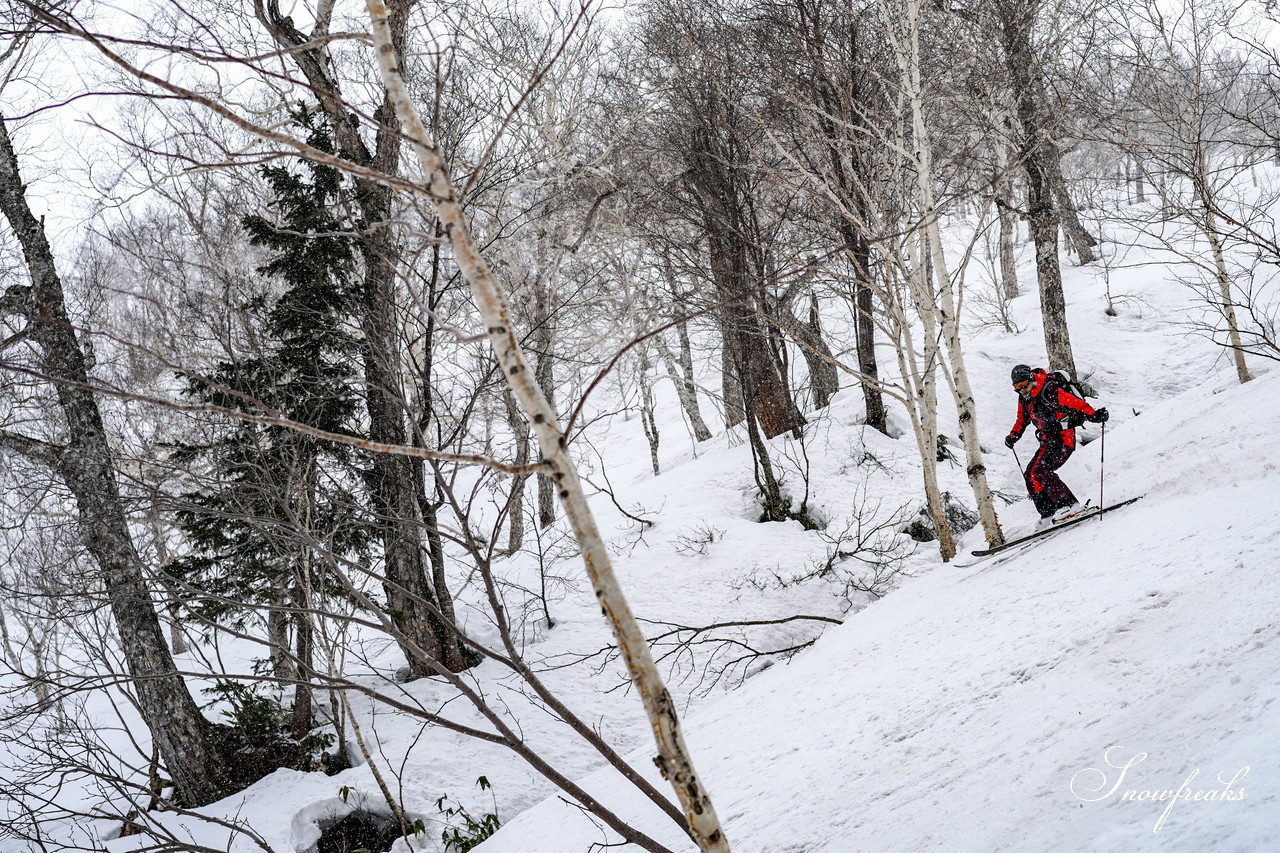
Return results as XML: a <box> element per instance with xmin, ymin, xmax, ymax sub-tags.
<box><xmin>1009</xmin><ymin>369</ymin><xmax>1098</xmax><ymax>448</ymax></box>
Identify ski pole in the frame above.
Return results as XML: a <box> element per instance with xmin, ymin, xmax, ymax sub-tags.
<box><xmin>1098</xmin><ymin>422</ymin><xmax>1105</xmax><ymax>515</ymax></box>
<box><xmin>1012</xmin><ymin>445</ymin><xmax>1024</xmax><ymax>495</ymax></box>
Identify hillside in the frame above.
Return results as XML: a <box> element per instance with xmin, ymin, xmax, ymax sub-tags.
<box><xmin>463</xmin><ymin>238</ymin><xmax>1280</xmax><ymax>852</ymax></box>
<box><xmin>20</xmin><ymin>225</ymin><xmax>1267</xmax><ymax>853</ymax></box>
<box><xmin>3</xmin><ymin>184</ymin><xmax>1278</xmax><ymax>853</ymax></box>
<box><xmin>10</xmin><ymin>0</ymin><xmax>1280</xmax><ymax>849</ymax></box>
<box><xmin>480</xmin><ymin>364</ymin><xmax>1280</xmax><ymax>853</ymax></box>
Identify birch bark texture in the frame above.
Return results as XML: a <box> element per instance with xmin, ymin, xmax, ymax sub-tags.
<box><xmin>363</xmin><ymin>3</ymin><xmax>731</xmax><ymax>849</ymax></box>
<box><xmin>655</xmin><ymin>333</ymin><xmax>714</xmax><ymax>443</ymax></box>
<box><xmin>902</xmin><ymin>234</ymin><xmax>957</xmax><ymax>561</ymax></box>
<box><xmin>993</xmin><ymin>121</ymin><xmax>1020</xmax><ymax>300</ymax></box>
<box><xmin>890</xmin><ymin>0</ymin><xmax>1005</xmax><ymax>550</ymax></box>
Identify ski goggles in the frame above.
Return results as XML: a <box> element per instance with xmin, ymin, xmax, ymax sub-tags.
<box><xmin>1013</xmin><ymin>378</ymin><xmax>1034</xmax><ymax>393</ymax></box>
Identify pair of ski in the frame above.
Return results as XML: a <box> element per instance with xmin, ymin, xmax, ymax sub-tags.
<box><xmin>970</xmin><ymin>496</ymin><xmax>1144</xmax><ymax>558</ymax></box>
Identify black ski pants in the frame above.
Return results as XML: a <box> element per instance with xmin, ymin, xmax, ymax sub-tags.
<box><xmin>1024</xmin><ymin>439</ymin><xmax>1078</xmax><ymax>518</ymax></box>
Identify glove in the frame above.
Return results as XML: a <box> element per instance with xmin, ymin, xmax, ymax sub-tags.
<box><xmin>1090</xmin><ymin>407</ymin><xmax>1110</xmax><ymax>423</ymax></box>
<box><xmin>1004</xmin><ymin>433</ymin><xmax>1018</xmax><ymax>449</ymax></box>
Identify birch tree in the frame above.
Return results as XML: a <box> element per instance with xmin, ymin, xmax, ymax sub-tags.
<box><xmin>362</xmin><ymin>4</ymin><xmax>730</xmax><ymax>846</ymax></box>
<box><xmin>741</xmin><ymin>0</ymin><xmax>980</xmax><ymax>558</ymax></box>
<box><xmin>20</xmin><ymin>2</ymin><xmax>735</xmax><ymax>849</ymax></box>
<box><xmin>1103</xmin><ymin>0</ymin><xmax>1256</xmax><ymax>383</ymax></box>
<box><xmin>882</xmin><ymin>0</ymin><xmax>1005</xmax><ymax>549</ymax></box>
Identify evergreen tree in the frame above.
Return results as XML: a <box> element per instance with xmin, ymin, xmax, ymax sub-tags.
<box><xmin>170</xmin><ymin>111</ymin><xmax>372</xmax><ymax>769</ymax></box>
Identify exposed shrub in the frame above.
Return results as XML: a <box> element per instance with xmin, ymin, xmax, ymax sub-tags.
<box><xmin>317</xmin><ymin>809</ymin><xmax>399</xmax><ymax>853</ymax></box>
<box><xmin>204</xmin><ymin>682</ymin><xmax>332</xmax><ymax>788</ymax></box>
<box><xmin>437</xmin><ymin>777</ymin><xmax>501</xmax><ymax>852</ymax></box>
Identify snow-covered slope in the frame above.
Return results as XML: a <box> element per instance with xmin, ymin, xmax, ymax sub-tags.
<box><xmin>479</xmin><ymin>366</ymin><xmax>1280</xmax><ymax>853</ymax></box>
<box><xmin>469</xmin><ymin>253</ymin><xmax>1280</xmax><ymax>852</ymax></box>
<box><xmin>5</xmin><ymin>215</ymin><xmax>1277</xmax><ymax>853</ymax></box>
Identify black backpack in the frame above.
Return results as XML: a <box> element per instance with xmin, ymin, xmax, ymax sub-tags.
<box><xmin>1043</xmin><ymin>370</ymin><xmax>1089</xmax><ymax>429</ymax></box>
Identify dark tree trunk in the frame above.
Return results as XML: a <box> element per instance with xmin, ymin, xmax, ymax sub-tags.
<box><xmin>720</xmin><ymin>338</ymin><xmax>746</xmax><ymax>429</ymax></box>
<box><xmin>148</xmin><ymin>514</ymin><xmax>190</xmax><ymax>656</ymax></box>
<box><xmin>1131</xmin><ymin>157</ymin><xmax>1146</xmax><ymax>203</ymax></box>
<box><xmin>269</xmin><ymin>605</ymin><xmax>296</xmax><ymax>680</ymax></box>
<box><xmin>719</xmin><ymin>303</ymin><xmax>802</xmax><ymax>439</ymax></box>
<box><xmin>500</xmin><ymin>388</ymin><xmax>529</xmax><ymax>553</ymax></box>
<box><xmin>998</xmin><ymin>0</ymin><xmax>1079</xmax><ymax>378</ymax></box>
<box><xmin>0</xmin><ymin>113</ymin><xmax>236</xmax><ymax>807</ymax></box>
<box><xmin>737</xmin><ymin>356</ymin><xmax>788</xmax><ymax>520</ymax></box>
<box><xmin>416</xmin><ymin>461</ymin><xmax>474</xmax><ymax>666</ymax></box>
<box><xmin>536</xmin><ymin>451</ymin><xmax>556</xmax><ymax>527</ymax></box>
<box><xmin>804</xmin><ymin>295</ymin><xmax>839</xmax><ymax>408</ymax></box>
<box><xmin>672</xmin><ymin>52</ymin><xmax>802</xmax><ymax>442</ymax></box>
<box><xmin>289</xmin><ymin>585</ymin><xmax>313</xmax><ymax>744</ymax></box>
<box><xmin>363</xmin><ymin>298</ymin><xmax>462</xmax><ymax>675</ymax></box>
<box><xmin>846</xmin><ymin>229</ymin><xmax>887</xmax><ymax>433</ymax></box>
<box><xmin>790</xmin><ymin>5</ymin><xmax>887</xmax><ymax>435</ymax></box>
<box><xmin>776</xmin><ymin>292</ymin><xmax>839</xmax><ymax>410</ymax></box>
<box><xmin>1024</xmin><ymin>157</ymin><xmax>1078</xmax><ymax>377</ymax></box>
<box><xmin>422</xmin><ymin>496</ymin><xmax>453</xmax><ymax>625</ymax></box>
<box><xmin>685</xmin><ymin>156</ymin><xmax>803</xmax><ymax>438</ymax></box>
<box><xmin>357</xmin><ymin>159</ymin><xmax>464</xmax><ymax>676</ymax></box>
<box><xmin>997</xmin><ymin>190</ymin><xmax>1020</xmax><ymax>300</ymax></box>
<box><xmin>1048</xmin><ymin>150</ymin><xmax>1097</xmax><ymax>264</ymax></box>
<box><xmin>412</xmin><ymin>245</ymin><xmax>476</xmax><ymax>669</ymax></box>
<box><xmin>257</xmin><ymin>0</ymin><xmax>471</xmax><ymax>677</ymax></box>
<box><xmin>532</xmin><ymin>286</ymin><xmax>557</xmax><ymax>529</ymax></box>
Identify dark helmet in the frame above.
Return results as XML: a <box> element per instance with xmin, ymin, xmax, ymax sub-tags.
<box><xmin>1010</xmin><ymin>364</ymin><xmax>1034</xmax><ymax>386</ymax></box>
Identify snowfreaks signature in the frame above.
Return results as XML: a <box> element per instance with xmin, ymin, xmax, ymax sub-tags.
<box><xmin>1070</xmin><ymin>746</ymin><xmax>1249</xmax><ymax>833</ymax></box>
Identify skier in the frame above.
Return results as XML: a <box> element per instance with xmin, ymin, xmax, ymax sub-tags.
<box><xmin>1005</xmin><ymin>364</ymin><xmax>1109</xmax><ymax>527</ymax></box>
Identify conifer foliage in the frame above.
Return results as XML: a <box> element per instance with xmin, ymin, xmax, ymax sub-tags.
<box><xmin>170</xmin><ymin>111</ymin><xmax>372</xmax><ymax>763</ymax></box>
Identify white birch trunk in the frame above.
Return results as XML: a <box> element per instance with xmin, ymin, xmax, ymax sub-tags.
<box><xmin>364</xmin><ymin>4</ymin><xmax>729</xmax><ymax>848</ymax></box>
<box><xmin>1194</xmin><ymin>145</ymin><xmax>1252</xmax><ymax>384</ymax></box>
<box><xmin>637</xmin><ymin>339</ymin><xmax>662</xmax><ymax>476</ymax></box>
<box><xmin>994</xmin><ymin>125</ymin><xmax>1020</xmax><ymax>300</ymax></box>
<box><xmin>902</xmin><ymin>234</ymin><xmax>956</xmax><ymax>561</ymax></box>
<box><xmin>1202</xmin><ymin>211</ymin><xmax>1253</xmax><ymax>384</ymax></box>
<box><xmin>656</xmin><ymin>334</ymin><xmax>713</xmax><ymax>444</ymax></box>
<box><xmin>898</xmin><ymin>0</ymin><xmax>1005</xmax><ymax>549</ymax></box>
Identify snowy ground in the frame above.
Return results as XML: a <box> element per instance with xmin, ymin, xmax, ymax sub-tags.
<box><xmin>2</xmin><ymin>206</ymin><xmax>1278</xmax><ymax>853</ymax></box>
<box><xmin>467</xmin><ymin>224</ymin><xmax>1280</xmax><ymax>852</ymax></box>
<box><xmin>481</xmin><ymin>359</ymin><xmax>1280</xmax><ymax>853</ymax></box>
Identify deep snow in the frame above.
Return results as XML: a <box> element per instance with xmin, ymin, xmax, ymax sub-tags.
<box><xmin>2</xmin><ymin>210</ymin><xmax>1278</xmax><ymax>853</ymax></box>
<box><xmin>467</xmin><ymin>232</ymin><xmax>1280</xmax><ymax>851</ymax></box>
<box><xmin>479</xmin><ymin>366</ymin><xmax>1280</xmax><ymax>853</ymax></box>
